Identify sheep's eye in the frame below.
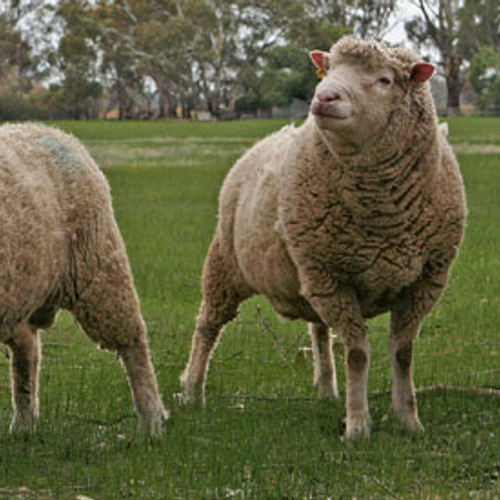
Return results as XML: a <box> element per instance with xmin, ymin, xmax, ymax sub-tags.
<box><xmin>378</xmin><ymin>76</ymin><xmax>392</xmax><ymax>86</ymax></box>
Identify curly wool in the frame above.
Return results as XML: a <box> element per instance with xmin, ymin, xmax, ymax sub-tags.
<box><xmin>332</xmin><ymin>36</ymin><xmax>422</xmax><ymax>82</ymax></box>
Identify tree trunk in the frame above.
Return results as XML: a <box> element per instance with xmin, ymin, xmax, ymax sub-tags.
<box><xmin>446</xmin><ymin>76</ymin><xmax>461</xmax><ymax>116</ymax></box>
<box><xmin>445</xmin><ymin>54</ymin><xmax>462</xmax><ymax>116</ymax></box>
<box><xmin>152</xmin><ymin>75</ymin><xmax>171</xmax><ymax>118</ymax></box>
<box><xmin>158</xmin><ymin>90</ymin><xmax>170</xmax><ymax>118</ymax></box>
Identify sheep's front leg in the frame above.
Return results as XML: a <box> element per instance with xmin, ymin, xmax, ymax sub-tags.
<box><xmin>389</xmin><ymin>262</ymin><xmax>451</xmax><ymax>433</ymax></box>
<box><xmin>5</xmin><ymin>323</ymin><xmax>41</xmax><ymax>433</ymax></box>
<box><xmin>307</xmin><ymin>285</ymin><xmax>370</xmax><ymax>439</ymax></box>
<box><xmin>388</xmin><ymin>328</ymin><xmax>423</xmax><ymax>433</ymax></box>
<box><xmin>309</xmin><ymin>322</ymin><xmax>338</xmax><ymax>399</ymax></box>
<box><xmin>344</xmin><ymin>335</ymin><xmax>371</xmax><ymax>439</ymax></box>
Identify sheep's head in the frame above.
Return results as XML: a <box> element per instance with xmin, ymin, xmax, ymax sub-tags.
<box><xmin>309</xmin><ymin>37</ymin><xmax>435</xmax><ymax>150</ymax></box>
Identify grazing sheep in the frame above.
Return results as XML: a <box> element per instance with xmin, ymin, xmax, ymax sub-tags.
<box><xmin>0</xmin><ymin>123</ymin><xmax>167</xmax><ymax>436</ymax></box>
<box><xmin>181</xmin><ymin>37</ymin><xmax>467</xmax><ymax>439</ymax></box>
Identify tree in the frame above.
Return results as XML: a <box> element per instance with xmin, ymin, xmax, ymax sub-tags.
<box><xmin>53</xmin><ymin>0</ymin><xmax>103</xmax><ymax>119</ymax></box>
<box><xmin>469</xmin><ymin>46</ymin><xmax>500</xmax><ymax>112</ymax></box>
<box><xmin>139</xmin><ymin>0</ymin><xmax>216</xmax><ymax>116</ymax></box>
<box><xmin>85</xmin><ymin>0</ymin><xmax>216</xmax><ymax>117</ymax></box>
<box><xmin>0</xmin><ymin>1</ymin><xmax>47</xmax><ymax>118</ymax></box>
<box><xmin>459</xmin><ymin>1</ymin><xmax>500</xmax><ymax>113</ymax></box>
<box><xmin>406</xmin><ymin>0</ymin><xmax>464</xmax><ymax>116</ymax></box>
<box><xmin>0</xmin><ymin>19</ymin><xmax>32</xmax><ymax>90</ymax></box>
<box><xmin>234</xmin><ymin>0</ymin><xmax>398</xmax><ymax>113</ymax></box>
<box><xmin>236</xmin><ymin>19</ymin><xmax>347</xmax><ymax>112</ymax></box>
<box><xmin>133</xmin><ymin>0</ymin><xmax>306</xmax><ymax>116</ymax></box>
<box><xmin>190</xmin><ymin>0</ymin><xmax>305</xmax><ymax>114</ymax></box>
<box><xmin>458</xmin><ymin>0</ymin><xmax>500</xmax><ymax>61</ymax></box>
<box><xmin>92</xmin><ymin>0</ymin><xmax>152</xmax><ymax>118</ymax></box>
<box><xmin>303</xmin><ymin>0</ymin><xmax>398</xmax><ymax>40</ymax></box>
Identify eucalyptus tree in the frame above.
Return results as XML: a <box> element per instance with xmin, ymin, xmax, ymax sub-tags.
<box><xmin>406</xmin><ymin>0</ymin><xmax>465</xmax><ymax>116</ymax></box>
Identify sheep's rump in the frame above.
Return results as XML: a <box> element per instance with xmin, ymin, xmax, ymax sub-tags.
<box><xmin>0</xmin><ymin>124</ymin><xmax>111</xmax><ymax>337</ymax></box>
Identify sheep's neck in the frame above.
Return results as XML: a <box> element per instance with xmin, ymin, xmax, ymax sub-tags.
<box><xmin>311</xmin><ymin>122</ymin><xmax>439</xmax><ymax>238</ymax></box>
<box><xmin>311</xmin><ymin>113</ymin><xmax>438</xmax><ymax>183</ymax></box>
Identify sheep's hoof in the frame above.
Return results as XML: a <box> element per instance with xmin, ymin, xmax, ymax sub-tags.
<box><xmin>10</xmin><ymin>411</ymin><xmax>38</xmax><ymax>435</ymax></box>
<box><xmin>344</xmin><ymin>414</ymin><xmax>371</xmax><ymax>441</ymax></box>
<box><xmin>398</xmin><ymin>414</ymin><xmax>425</xmax><ymax>434</ymax></box>
<box><xmin>384</xmin><ymin>407</ymin><xmax>425</xmax><ymax>434</ymax></box>
<box><xmin>405</xmin><ymin>418</ymin><xmax>424</xmax><ymax>434</ymax></box>
<box><xmin>178</xmin><ymin>374</ymin><xmax>205</xmax><ymax>407</ymax></box>
<box><xmin>315</xmin><ymin>381</ymin><xmax>339</xmax><ymax>400</ymax></box>
<box><xmin>137</xmin><ymin>407</ymin><xmax>169</xmax><ymax>439</ymax></box>
<box><xmin>177</xmin><ymin>390</ymin><xmax>205</xmax><ymax>408</ymax></box>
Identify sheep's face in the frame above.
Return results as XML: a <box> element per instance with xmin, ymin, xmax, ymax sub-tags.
<box><xmin>309</xmin><ymin>40</ymin><xmax>434</xmax><ymax>150</ymax></box>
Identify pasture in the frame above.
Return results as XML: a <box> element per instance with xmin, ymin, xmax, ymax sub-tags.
<box><xmin>0</xmin><ymin>117</ymin><xmax>499</xmax><ymax>498</ymax></box>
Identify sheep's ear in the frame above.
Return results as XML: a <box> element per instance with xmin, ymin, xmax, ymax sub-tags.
<box><xmin>410</xmin><ymin>62</ymin><xmax>435</xmax><ymax>84</ymax></box>
<box><xmin>310</xmin><ymin>50</ymin><xmax>330</xmax><ymax>79</ymax></box>
<box><xmin>310</xmin><ymin>50</ymin><xmax>330</xmax><ymax>72</ymax></box>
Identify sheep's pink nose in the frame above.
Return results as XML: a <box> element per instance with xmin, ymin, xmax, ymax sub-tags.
<box><xmin>316</xmin><ymin>91</ymin><xmax>341</xmax><ymax>103</ymax></box>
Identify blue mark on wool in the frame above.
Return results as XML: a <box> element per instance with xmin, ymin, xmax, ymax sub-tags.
<box><xmin>40</xmin><ymin>136</ymin><xmax>83</xmax><ymax>174</ymax></box>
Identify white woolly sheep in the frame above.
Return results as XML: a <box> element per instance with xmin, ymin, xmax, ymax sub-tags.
<box><xmin>0</xmin><ymin>123</ymin><xmax>167</xmax><ymax>436</ymax></box>
<box><xmin>180</xmin><ymin>37</ymin><xmax>467</xmax><ymax>439</ymax></box>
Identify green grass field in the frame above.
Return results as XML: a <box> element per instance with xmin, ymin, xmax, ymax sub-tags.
<box><xmin>0</xmin><ymin>118</ymin><xmax>499</xmax><ymax>498</ymax></box>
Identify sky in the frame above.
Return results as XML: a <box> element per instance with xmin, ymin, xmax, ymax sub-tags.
<box><xmin>384</xmin><ymin>0</ymin><xmax>422</xmax><ymax>46</ymax></box>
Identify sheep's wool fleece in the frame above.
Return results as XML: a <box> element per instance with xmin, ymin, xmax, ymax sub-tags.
<box><xmin>218</xmin><ymin>38</ymin><xmax>467</xmax><ymax>321</ymax></box>
<box><xmin>0</xmin><ymin>123</ymin><xmax>134</xmax><ymax>344</ymax></box>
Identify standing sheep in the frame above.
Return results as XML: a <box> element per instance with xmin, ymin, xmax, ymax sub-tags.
<box><xmin>181</xmin><ymin>37</ymin><xmax>467</xmax><ymax>439</ymax></box>
<box><xmin>0</xmin><ymin>123</ymin><xmax>167</xmax><ymax>436</ymax></box>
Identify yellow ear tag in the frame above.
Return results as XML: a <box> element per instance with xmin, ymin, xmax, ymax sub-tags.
<box><xmin>316</xmin><ymin>68</ymin><xmax>326</xmax><ymax>80</ymax></box>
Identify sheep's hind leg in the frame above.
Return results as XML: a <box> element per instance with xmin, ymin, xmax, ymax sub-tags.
<box><xmin>309</xmin><ymin>322</ymin><xmax>338</xmax><ymax>399</ymax></box>
<box><xmin>5</xmin><ymin>323</ymin><xmax>41</xmax><ymax>433</ymax></box>
<box><xmin>71</xmin><ymin>255</ymin><xmax>167</xmax><ymax>437</ymax></box>
<box><xmin>180</xmin><ymin>238</ymin><xmax>246</xmax><ymax>406</ymax></box>
<box><xmin>117</xmin><ymin>339</ymin><xmax>168</xmax><ymax>437</ymax></box>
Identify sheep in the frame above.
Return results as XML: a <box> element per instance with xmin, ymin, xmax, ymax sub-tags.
<box><xmin>0</xmin><ymin>123</ymin><xmax>167</xmax><ymax>436</ymax></box>
<box><xmin>180</xmin><ymin>36</ymin><xmax>467</xmax><ymax>439</ymax></box>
